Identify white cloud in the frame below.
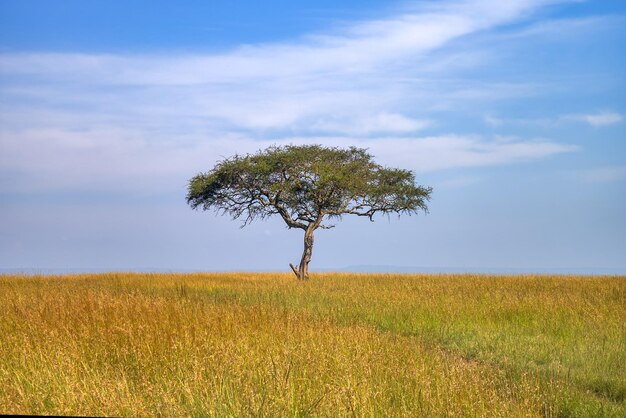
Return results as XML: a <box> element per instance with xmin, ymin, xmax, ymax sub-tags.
<box><xmin>310</xmin><ymin>113</ymin><xmax>430</xmax><ymax>135</ymax></box>
<box><xmin>0</xmin><ymin>1</ymin><xmax>569</xmax><ymax>86</ymax></box>
<box><xmin>565</xmin><ymin>112</ymin><xmax>624</xmax><ymax>127</ymax></box>
<box><xmin>484</xmin><ymin>115</ymin><xmax>504</xmax><ymax>127</ymax></box>
<box><xmin>350</xmin><ymin>135</ymin><xmax>577</xmax><ymax>172</ymax></box>
<box><xmin>0</xmin><ymin>0</ymin><xmax>578</xmax><ymax>135</ymax></box>
<box><xmin>0</xmin><ymin>0</ymin><xmax>582</xmax><ymax>195</ymax></box>
<box><xmin>484</xmin><ymin>111</ymin><xmax>625</xmax><ymax>128</ymax></box>
<box><xmin>0</xmin><ymin>126</ymin><xmax>576</xmax><ymax>193</ymax></box>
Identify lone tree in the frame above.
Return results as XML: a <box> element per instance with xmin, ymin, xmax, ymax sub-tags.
<box><xmin>187</xmin><ymin>145</ymin><xmax>432</xmax><ymax>280</ymax></box>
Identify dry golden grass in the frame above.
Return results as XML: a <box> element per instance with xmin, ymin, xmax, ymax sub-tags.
<box><xmin>0</xmin><ymin>273</ymin><xmax>624</xmax><ymax>416</ymax></box>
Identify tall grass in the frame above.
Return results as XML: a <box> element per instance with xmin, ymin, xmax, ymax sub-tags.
<box><xmin>0</xmin><ymin>273</ymin><xmax>624</xmax><ymax>416</ymax></box>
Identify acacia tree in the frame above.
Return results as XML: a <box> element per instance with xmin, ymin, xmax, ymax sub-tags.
<box><xmin>186</xmin><ymin>145</ymin><xmax>432</xmax><ymax>280</ymax></box>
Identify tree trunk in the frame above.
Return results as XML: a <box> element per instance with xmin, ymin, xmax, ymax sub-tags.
<box><xmin>290</xmin><ymin>226</ymin><xmax>315</xmax><ymax>280</ymax></box>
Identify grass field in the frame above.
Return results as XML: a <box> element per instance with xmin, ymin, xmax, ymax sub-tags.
<box><xmin>0</xmin><ymin>273</ymin><xmax>624</xmax><ymax>416</ymax></box>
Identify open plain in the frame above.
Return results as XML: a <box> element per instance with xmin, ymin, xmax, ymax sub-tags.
<box><xmin>0</xmin><ymin>273</ymin><xmax>624</xmax><ymax>416</ymax></box>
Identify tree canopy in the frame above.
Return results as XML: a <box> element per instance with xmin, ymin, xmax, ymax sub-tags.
<box><xmin>187</xmin><ymin>144</ymin><xmax>432</xmax><ymax>279</ymax></box>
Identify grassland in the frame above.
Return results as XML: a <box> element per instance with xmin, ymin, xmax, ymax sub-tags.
<box><xmin>0</xmin><ymin>273</ymin><xmax>624</xmax><ymax>416</ymax></box>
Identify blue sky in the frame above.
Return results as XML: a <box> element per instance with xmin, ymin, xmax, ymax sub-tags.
<box><xmin>1</xmin><ymin>0</ymin><xmax>625</xmax><ymax>273</ymax></box>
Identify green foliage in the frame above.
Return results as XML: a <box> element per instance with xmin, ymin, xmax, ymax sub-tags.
<box><xmin>187</xmin><ymin>144</ymin><xmax>432</xmax><ymax>230</ymax></box>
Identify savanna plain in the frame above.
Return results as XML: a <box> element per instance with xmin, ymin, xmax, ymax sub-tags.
<box><xmin>0</xmin><ymin>273</ymin><xmax>624</xmax><ymax>417</ymax></box>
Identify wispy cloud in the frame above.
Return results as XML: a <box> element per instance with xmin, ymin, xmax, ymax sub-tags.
<box><xmin>0</xmin><ymin>1</ymin><xmax>575</xmax><ymax>85</ymax></box>
<box><xmin>564</xmin><ymin>112</ymin><xmax>624</xmax><ymax>127</ymax></box>
<box><xmin>309</xmin><ymin>114</ymin><xmax>430</xmax><ymax>136</ymax></box>
<box><xmin>484</xmin><ymin>111</ymin><xmax>625</xmax><ymax>128</ymax></box>
<box><xmin>0</xmin><ymin>0</ymin><xmax>583</xmax><ymax>195</ymax></box>
<box><xmin>0</xmin><ymin>128</ymin><xmax>576</xmax><ymax>193</ymax></box>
